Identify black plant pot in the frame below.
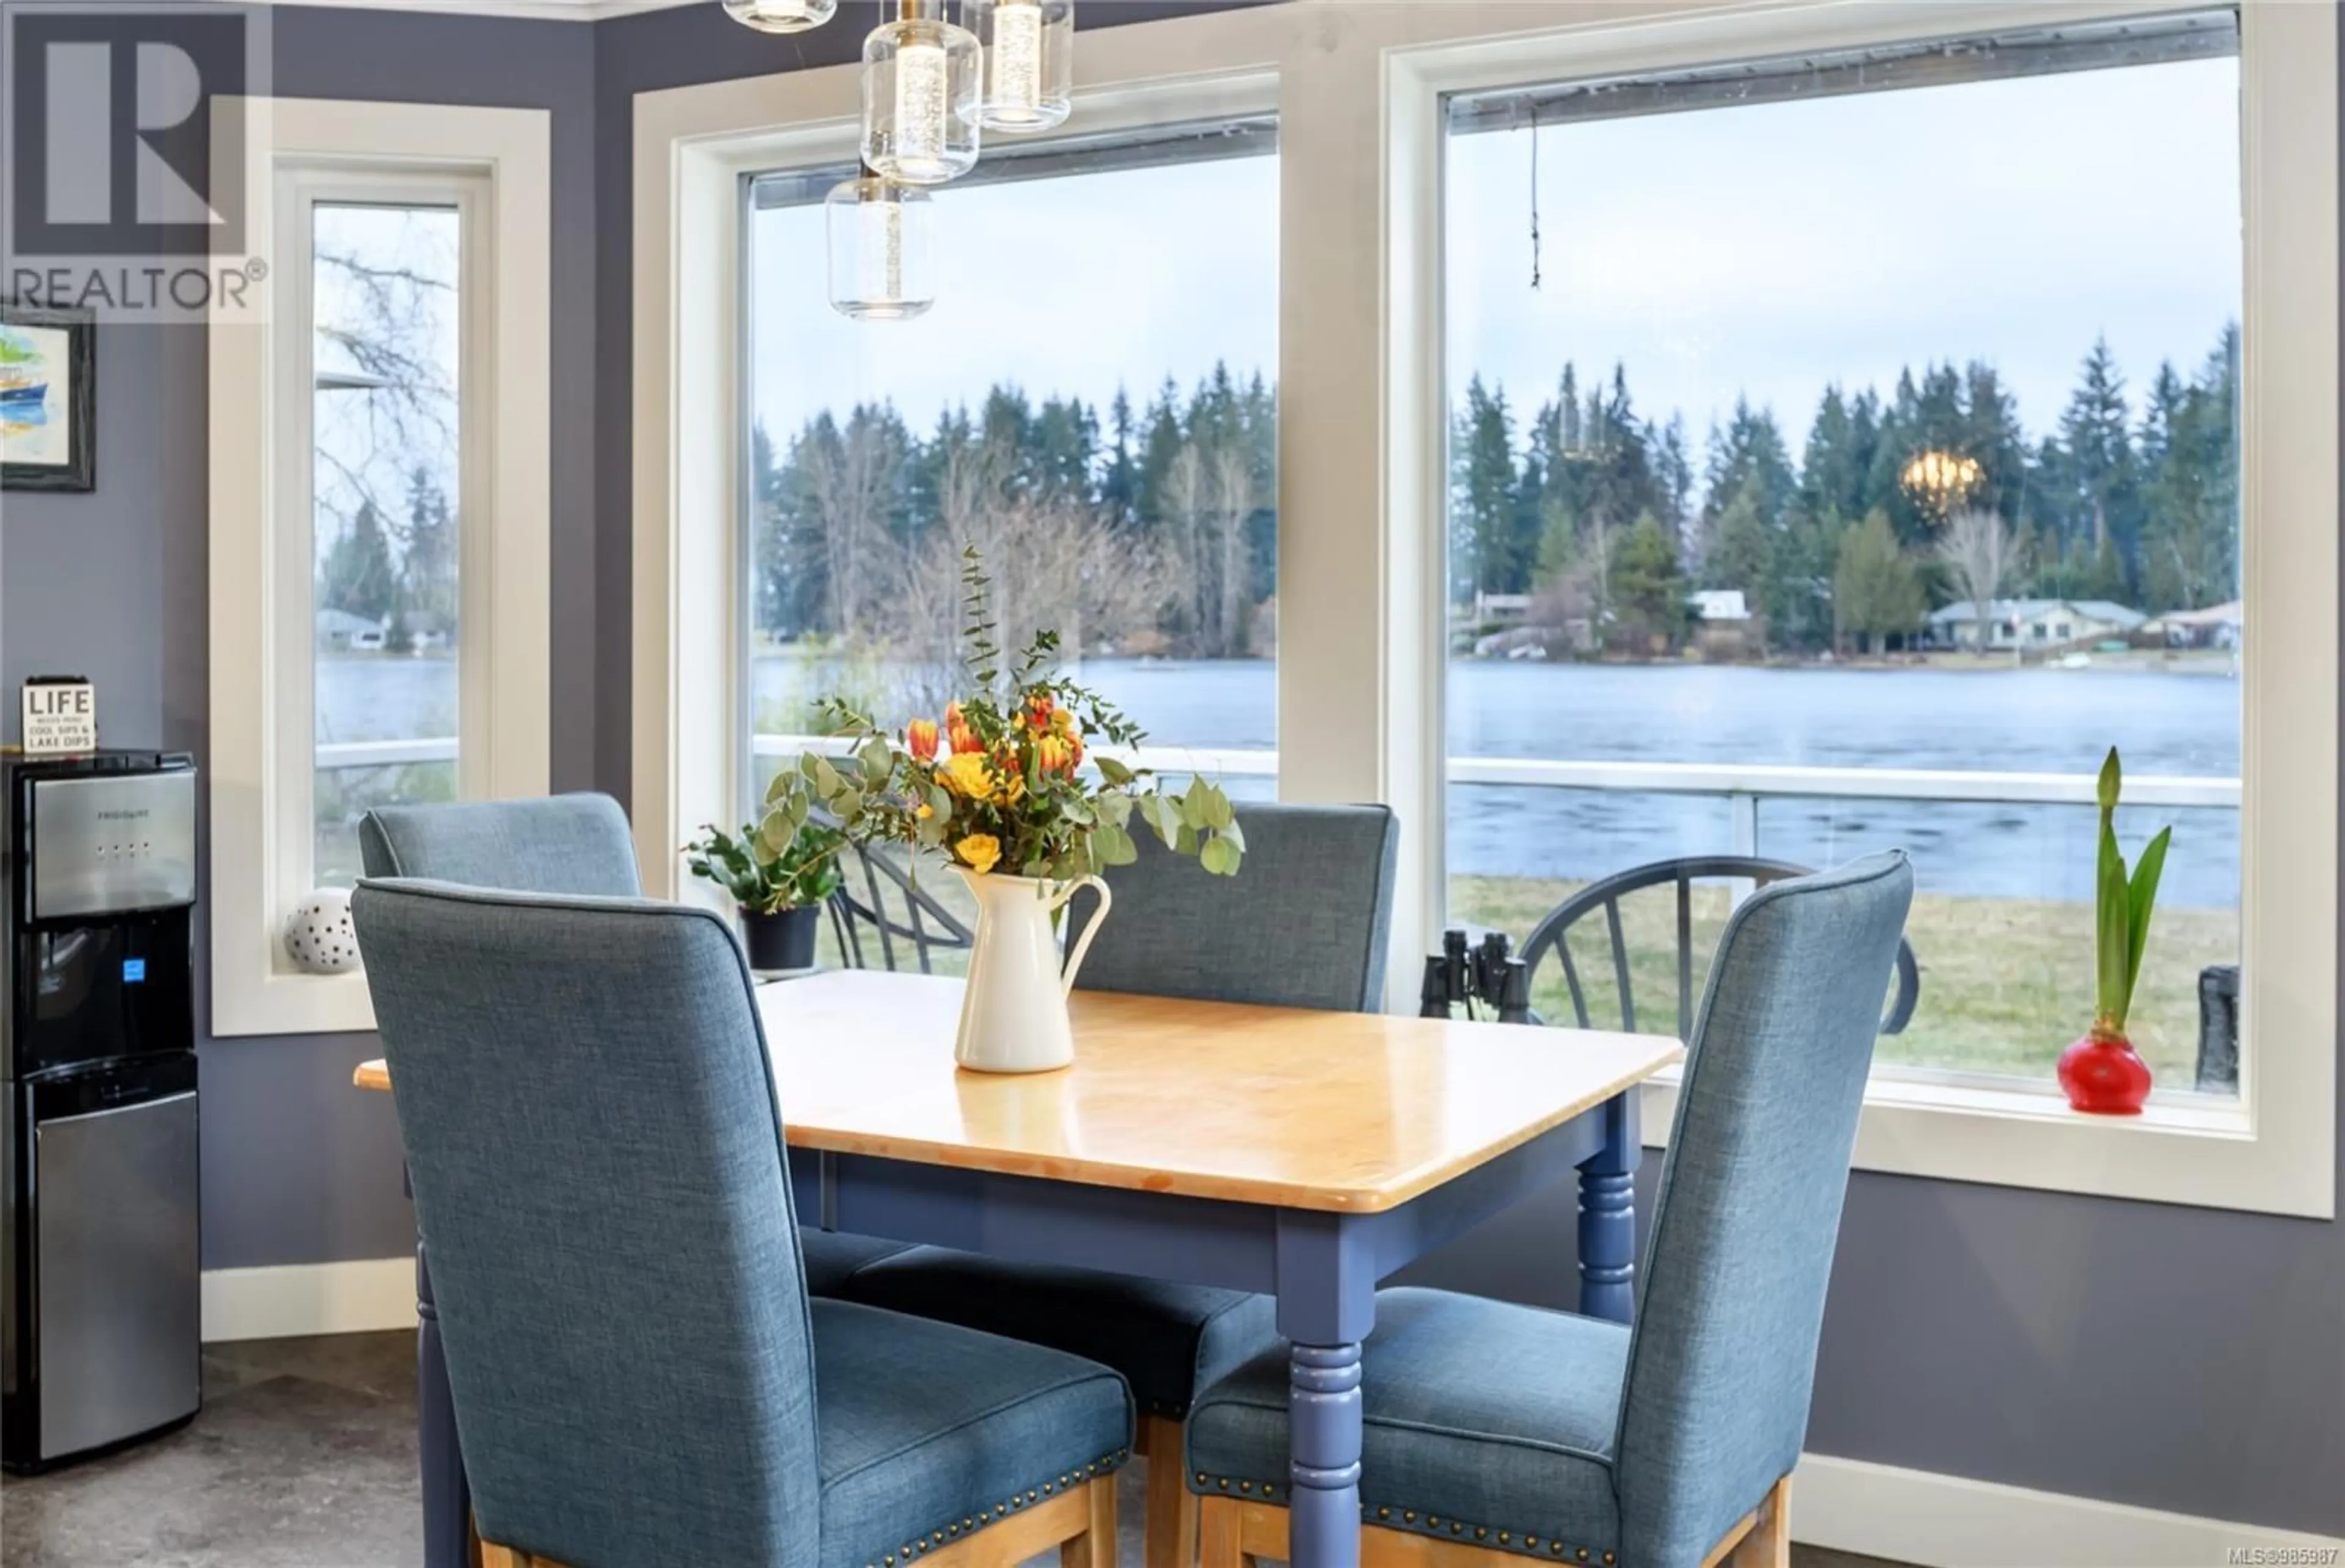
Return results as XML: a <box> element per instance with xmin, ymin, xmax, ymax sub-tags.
<box><xmin>741</xmin><ymin>906</ymin><xmax>821</xmax><ymax>973</ymax></box>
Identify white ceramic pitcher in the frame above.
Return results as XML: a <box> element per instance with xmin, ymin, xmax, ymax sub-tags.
<box><xmin>952</xmin><ymin>868</ymin><xmax>1111</xmax><ymax>1074</ymax></box>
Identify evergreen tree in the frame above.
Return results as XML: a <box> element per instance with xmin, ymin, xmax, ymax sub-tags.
<box><xmin>2138</xmin><ymin>325</ymin><xmax>2239</xmax><ymax>612</ymax></box>
<box><xmin>1701</xmin><ymin>399</ymin><xmax>1796</xmax><ymax>554</ymax></box>
<box><xmin>1609</xmin><ymin>511</ymin><xmax>1685</xmax><ymax>652</ymax></box>
<box><xmin>1800</xmin><ymin>386</ymin><xmax>1871</xmax><ymax>526</ymax></box>
<box><xmin>1100</xmin><ymin>388</ymin><xmax>1139</xmax><ymax>525</ymax></box>
<box><xmin>319</xmin><ymin>499</ymin><xmax>398</xmax><ymax>626</ymax></box>
<box><xmin>1452</xmin><ymin>376</ymin><xmax>1524</xmax><ymax>598</ymax></box>
<box><xmin>2054</xmin><ymin>335</ymin><xmax>2139</xmax><ymax>569</ymax></box>
<box><xmin>399</xmin><ymin>465</ymin><xmax>457</xmax><ymax>649</ymax></box>
<box><xmin>1707</xmin><ymin>476</ymin><xmax>1772</xmax><ymax>597</ymax></box>
<box><xmin>1833</xmin><ymin>509</ymin><xmax>1924</xmax><ymax>655</ymax></box>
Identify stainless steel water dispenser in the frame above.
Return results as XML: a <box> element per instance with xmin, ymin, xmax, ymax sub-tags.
<box><xmin>2</xmin><ymin>750</ymin><xmax>201</xmax><ymax>1472</ymax></box>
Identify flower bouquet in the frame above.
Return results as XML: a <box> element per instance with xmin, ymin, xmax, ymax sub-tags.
<box><xmin>761</xmin><ymin>548</ymin><xmax>1242</xmax><ymax>1071</ymax></box>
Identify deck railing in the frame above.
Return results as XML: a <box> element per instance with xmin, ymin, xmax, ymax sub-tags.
<box><xmin>316</xmin><ymin>735</ymin><xmax>2242</xmax><ymax>856</ymax></box>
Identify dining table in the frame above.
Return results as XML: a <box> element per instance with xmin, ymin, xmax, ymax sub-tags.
<box><xmin>352</xmin><ymin>968</ymin><xmax>1682</xmax><ymax>1568</ymax></box>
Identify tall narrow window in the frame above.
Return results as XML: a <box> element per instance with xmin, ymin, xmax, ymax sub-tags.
<box><xmin>740</xmin><ymin>118</ymin><xmax>1281</xmax><ymax>819</ymax></box>
<box><xmin>1440</xmin><ymin>15</ymin><xmax>2244</xmax><ymax>1094</ymax></box>
<box><xmin>309</xmin><ymin>201</ymin><xmax>465</xmax><ymax>887</ymax></box>
<box><xmin>209</xmin><ymin>97</ymin><xmax>551</xmax><ymax>1037</ymax></box>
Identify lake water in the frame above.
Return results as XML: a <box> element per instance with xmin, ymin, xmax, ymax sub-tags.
<box><xmin>321</xmin><ymin>655</ymin><xmax>2242</xmax><ymax>909</ymax></box>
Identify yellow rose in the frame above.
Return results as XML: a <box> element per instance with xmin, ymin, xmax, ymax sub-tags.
<box><xmin>939</xmin><ymin>752</ymin><xmax>994</xmax><ymax>799</ymax></box>
<box><xmin>954</xmin><ymin>834</ymin><xmax>1002</xmax><ymax>874</ymax></box>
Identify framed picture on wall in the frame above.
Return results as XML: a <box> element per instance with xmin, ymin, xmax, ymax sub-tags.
<box><xmin>1</xmin><ymin>304</ymin><xmax>95</xmax><ymax>492</ymax></box>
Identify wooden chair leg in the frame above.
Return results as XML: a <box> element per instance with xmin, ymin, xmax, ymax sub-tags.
<box><xmin>1063</xmin><ymin>1474</ymin><xmax>1120</xmax><ymax>1568</ymax></box>
<box><xmin>1141</xmin><ymin>1415</ymin><xmax>1199</xmax><ymax>1568</ymax></box>
<box><xmin>1196</xmin><ymin>1496</ymin><xmax>1245</xmax><ymax>1568</ymax></box>
<box><xmin>1726</xmin><ymin>1477</ymin><xmax>1791</xmax><ymax>1568</ymax></box>
<box><xmin>476</xmin><ymin>1547</ymin><xmax>526</xmax><ymax>1568</ymax></box>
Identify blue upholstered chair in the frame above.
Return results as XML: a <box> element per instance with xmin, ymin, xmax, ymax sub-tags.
<box><xmin>360</xmin><ymin>795</ymin><xmax>910</xmax><ymax>1294</ymax></box>
<box><xmin>840</xmin><ymin>803</ymin><xmax>1400</xmax><ymax>1568</ymax></box>
<box><xmin>1185</xmin><ymin>851</ymin><xmax>1915</xmax><ymax>1568</ymax></box>
<box><xmin>354</xmin><ymin>879</ymin><xmax>1131</xmax><ymax>1568</ymax></box>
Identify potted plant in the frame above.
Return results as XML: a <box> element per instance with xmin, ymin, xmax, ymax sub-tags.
<box><xmin>2057</xmin><ymin>747</ymin><xmax>2172</xmax><ymax>1114</ymax></box>
<box><xmin>685</xmin><ymin>817</ymin><xmax>845</xmax><ymax>974</ymax></box>
<box><xmin>762</xmin><ymin>546</ymin><xmax>1243</xmax><ymax>1073</ymax></box>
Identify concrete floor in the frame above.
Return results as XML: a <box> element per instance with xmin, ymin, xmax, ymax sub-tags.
<box><xmin>1</xmin><ymin>1332</ymin><xmax>1908</xmax><ymax>1568</ymax></box>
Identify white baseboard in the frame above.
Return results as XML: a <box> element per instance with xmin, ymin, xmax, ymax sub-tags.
<box><xmin>200</xmin><ymin>1258</ymin><xmax>418</xmax><ymax>1343</ymax></box>
<box><xmin>1794</xmin><ymin>1451</ymin><xmax>2345</xmax><ymax>1567</ymax></box>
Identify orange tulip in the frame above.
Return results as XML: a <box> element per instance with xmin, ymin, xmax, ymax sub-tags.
<box><xmin>945</xmin><ymin>702</ymin><xmax>977</xmax><ymax>756</ymax></box>
<box><xmin>1037</xmin><ymin>735</ymin><xmax>1075</xmax><ymax>775</ymax></box>
<box><xmin>906</xmin><ymin>719</ymin><xmax>940</xmax><ymax>762</ymax></box>
<box><xmin>1027</xmin><ymin>694</ymin><xmax>1055</xmax><ymax>733</ymax></box>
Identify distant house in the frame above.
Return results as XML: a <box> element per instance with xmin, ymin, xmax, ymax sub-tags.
<box><xmin>1925</xmin><ymin>598</ymin><xmax>2146</xmax><ymax>650</ymax></box>
<box><xmin>316</xmin><ymin>608</ymin><xmax>385</xmax><ymax>652</ymax></box>
<box><xmin>2143</xmin><ymin>600</ymin><xmax>2242</xmax><ymax>651</ymax></box>
<box><xmin>1471</xmin><ymin>591</ymin><xmax>1533</xmax><ymax>626</ymax></box>
<box><xmin>1688</xmin><ymin>589</ymin><xmax>1762</xmax><ymax>659</ymax></box>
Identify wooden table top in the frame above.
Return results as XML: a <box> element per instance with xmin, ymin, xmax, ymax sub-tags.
<box><xmin>352</xmin><ymin>970</ymin><xmax>1680</xmax><ymax>1214</ymax></box>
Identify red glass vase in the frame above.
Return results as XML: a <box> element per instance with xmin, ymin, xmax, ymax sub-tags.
<box><xmin>2057</xmin><ymin>1029</ymin><xmax>2153</xmax><ymax>1115</ymax></box>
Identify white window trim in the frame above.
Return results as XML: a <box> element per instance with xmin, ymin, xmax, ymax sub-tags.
<box><xmin>632</xmin><ymin>1</ymin><xmax>2335</xmax><ymax>1216</ymax></box>
<box><xmin>209</xmin><ymin>97</ymin><xmax>553</xmax><ymax>1037</ymax></box>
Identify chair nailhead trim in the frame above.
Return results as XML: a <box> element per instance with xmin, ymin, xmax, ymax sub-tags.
<box><xmin>1187</xmin><ymin>1474</ymin><xmax>1603</xmax><ymax>1564</ymax></box>
<box><xmin>863</xmin><ymin>1449</ymin><xmax>1125</xmax><ymax>1568</ymax></box>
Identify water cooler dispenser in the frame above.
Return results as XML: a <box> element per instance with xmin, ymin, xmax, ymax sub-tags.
<box><xmin>2</xmin><ymin>751</ymin><xmax>201</xmax><ymax>1472</ymax></box>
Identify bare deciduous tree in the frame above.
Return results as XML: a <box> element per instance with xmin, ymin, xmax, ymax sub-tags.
<box><xmin>1211</xmin><ymin>441</ymin><xmax>1257</xmax><ymax>658</ymax></box>
<box><xmin>1936</xmin><ymin>509</ymin><xmax>2013</xmax><ymax>655</ymax></box>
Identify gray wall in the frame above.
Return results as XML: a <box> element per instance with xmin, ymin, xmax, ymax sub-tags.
<box><xmin>0</xmin><ymin>0</ymin><xmax>2335</xmax><ymax>1542</ymax></box>
<box><xmin>0</xmin><ymin>5</ymin><xmax>598</xmax><ymax>1270</ymax></box>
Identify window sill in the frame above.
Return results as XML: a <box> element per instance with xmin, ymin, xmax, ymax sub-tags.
<box><xmin>211</xmin><ymin>966</ymin><xmax>376</xmax><ymax>1040</ymax></box>
<box><xmin>1636</xmin><ymin>1059</ymin><xmax>2324</xmax><ymax>1218</ymax></box>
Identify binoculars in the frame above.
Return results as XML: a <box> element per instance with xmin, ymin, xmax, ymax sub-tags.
<box><xmin>1419</xmin><ymin>926</ymin><xmax>1535</xmax><ymax>1025</ymax></box>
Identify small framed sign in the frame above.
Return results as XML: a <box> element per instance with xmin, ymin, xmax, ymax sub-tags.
<box><xmin>21</xmin><ymin>677</ymin><xmax>96</xmax><ymax>755</ymax></box>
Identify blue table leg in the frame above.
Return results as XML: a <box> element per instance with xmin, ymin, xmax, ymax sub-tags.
<box><xmin>1576</xmin><ymin>1090</ymin><xmax>1640</xmax><ymax>1323</ymax></box>
<box><xmin>416</xmin><ymin>1236</ymin><xmax>473</xmax><ymax>1568</ymax></box>
<box><xmin>1276</xmin><ymin>1213</ymin><xmax>1376</xmax><ymax>1568</ymax></box>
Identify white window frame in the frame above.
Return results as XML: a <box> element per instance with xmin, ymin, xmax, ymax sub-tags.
<box><xmin>631</xmin><ymin>1</ymin><xmax>2335</xmax><ymax>1216</ymax></box>
<box><xmin>209</xmin><ymin>98</ymin><xmax>552</xmax><ymax>1037</ymax></box>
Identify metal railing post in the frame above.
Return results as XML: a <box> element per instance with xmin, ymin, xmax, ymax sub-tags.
<box><xmin>1728</xmin><ymin>789</ymin><xmax>1759</xmax><ymax>906</ymax></box>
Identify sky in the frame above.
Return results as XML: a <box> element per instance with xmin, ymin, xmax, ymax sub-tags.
<box><xmin>748</xmin><ymin>52</ymin><xmax>2241</xmax><ymax>458</ymax></box>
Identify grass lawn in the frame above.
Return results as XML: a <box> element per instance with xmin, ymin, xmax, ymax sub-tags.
<box><xmin>1449</xmin><ymin>875</ymin><xmax>2236</xmax><ymax>1087</ymax></box>
<box><xmin>803</xmin><ymin>853</ymin><xmax>2237</xmax><ymax>1094</ymax></box>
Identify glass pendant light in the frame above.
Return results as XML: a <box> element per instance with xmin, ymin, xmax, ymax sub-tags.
<box><xmin>965</xmin><ymin>0</ymin><xmax>1072</xmax><ymax>131</ymax></box>
<box><xmin>861</xmin><ymin>0</ymin><xmax>981</xmax><ymax>186</ymax></box>
<box><xmin>722</xmin><ymin>0</ymin><xmax>836</xmax><ymax>34</ymax></box>
<box><xmin>825</xmin><ymin>167</ymin><xmax>936</xmax><ymax>321</ymax></box>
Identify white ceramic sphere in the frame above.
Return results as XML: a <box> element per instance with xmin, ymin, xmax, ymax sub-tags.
<box><xmin>284</xmin><ymin>888</ymin><xmax>363</xmax><ymax>975</ymax></box>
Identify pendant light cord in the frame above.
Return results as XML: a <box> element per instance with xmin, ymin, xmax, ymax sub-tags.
<box><xmin>1529</xmin><ymin>103</ymin><xmax>1543</xmax><ymax>292</ymax></box>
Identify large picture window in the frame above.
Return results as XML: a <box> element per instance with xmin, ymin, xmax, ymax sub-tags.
<box><xmin>740</xmin><ymin>119</ymin><xmax>1279</xmax><ymax>823</ymax></box>
<box><xmin>636</xmin><ymin>0</ymin><xmax>2332</xmax><ymax>1211</ymax></box>
<box><xmin>1440</xmin><ymin>15</ymin><xmax>2245</xmax><ymax>1095</ymax></box>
